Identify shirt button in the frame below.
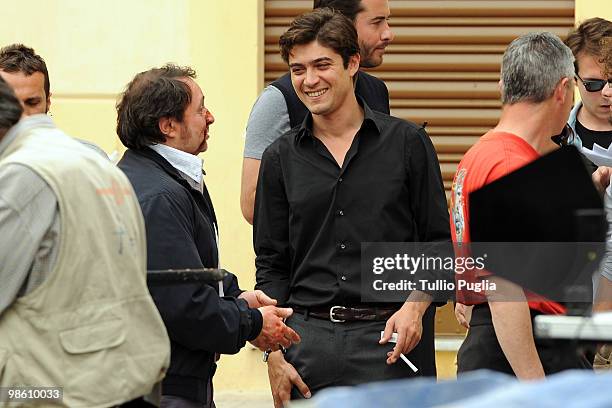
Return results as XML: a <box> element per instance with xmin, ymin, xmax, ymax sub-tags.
<box><xmin>338</xmin><ymin>210</ymin><xmax>344</xmax><ymax>216</ymax></box>
<box><xmin>340</xmin><ymin>243</ymin><xmax>346</xmax><ymax>250</ymax></box>
<box><xmin>341</xmin><ymin>276</ymin><xmax>347</xmax><ymax>281</ymax></box>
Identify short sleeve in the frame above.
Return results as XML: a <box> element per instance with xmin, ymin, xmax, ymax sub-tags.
<box><xmin>243</xmin><ymin>85</ymin><xmax>291</xmax><ymax>160</ymax></box>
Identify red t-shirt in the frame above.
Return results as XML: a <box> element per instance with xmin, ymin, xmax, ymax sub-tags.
<box><xmin>450</xmin><ymin>131</ymin><xmax>565</xmax><ymax>314</ymax></box>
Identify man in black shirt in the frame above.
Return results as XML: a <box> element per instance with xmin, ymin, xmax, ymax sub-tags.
<box><xmin>565</xmin><ymin>18</ymin><xmax>612</xmax><ymax>172</ymax></box>
<box><xmin>254</xmin><ymin>9</ymin><xmax>450</xmax><ymax>407</ymax></box>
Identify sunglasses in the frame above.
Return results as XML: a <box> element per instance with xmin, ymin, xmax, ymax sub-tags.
<box><xmin>575</xmin><ymin>73</ymin><xmax>612</xmax><ymax>92</ymax></box>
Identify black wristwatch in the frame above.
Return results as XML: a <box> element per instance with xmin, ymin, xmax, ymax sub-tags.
<box><xmin>262</xmin><ymin>346</ymin><xmax>287</xmax><ymax>362</ymax></box>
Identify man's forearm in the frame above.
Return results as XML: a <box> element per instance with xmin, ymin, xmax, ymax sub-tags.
<box><xmin>594</xmin><ymin>275</ymin><xmax>612</xmax><ymax>313</ymax></box>
<box><xmin>488</xmin><ymin>281</ymin><xmax>544</xmax><ymax>380</ymax></box>
<box><xmin>404</xmin><ymin>290</ymin><xmax>432</xmax><ymax>315</ymax></box>
<box><xmin>240</xmin><ymin>158</ymin><xmax>261</xmax><ymax>225</ymax></box>
<box><xmin>240</xmin><ymin>188</ymin><xmax>256</xmax><ymax>225</ymax></box>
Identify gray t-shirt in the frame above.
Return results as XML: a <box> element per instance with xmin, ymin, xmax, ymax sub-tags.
<box><xmin>243</xmin><ymin>85</ymin><xmax>291</xmax><ymax>160</ymax></box>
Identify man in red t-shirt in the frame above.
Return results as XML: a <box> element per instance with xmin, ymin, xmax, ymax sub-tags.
<box><xmin>450</xmin><ymin>32</ymin><xmax>583</xmax><ymax>379</ymax></box>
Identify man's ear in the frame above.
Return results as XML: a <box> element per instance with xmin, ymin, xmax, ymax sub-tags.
<box><xmin>158</xmin><ymin>116</ymin><xmax>176</xmax><ymax>140</ymax></box>
<box><xmin>45</xmin><ymin>91</ymin><xmax>52</xmax><ymax>114</ymax></box>
<box><xmin>555</xmin><ymin>77</ymin><xmax>572</xmax><ymax>103</ymax></box>
<box><xmin>349</xmin><ymin>53</ymin><xmax>360</xmax><ymax>78</ymax></box>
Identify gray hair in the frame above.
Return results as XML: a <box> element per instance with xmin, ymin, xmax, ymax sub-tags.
<box><xmin>501</xmin><ymin>32</ymin><xmax>574</xmax><ymax>105</ymax></box>
<box><xmin>0</xmin><ymin>76</ymin><xmax>22</xmax><ymax>137</ymax></box>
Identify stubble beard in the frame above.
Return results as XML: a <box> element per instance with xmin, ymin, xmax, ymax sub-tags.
<box><xmin>359</xmin><ymin>42</ymin><xmax>381</xmax><ymax>69</ymax></box>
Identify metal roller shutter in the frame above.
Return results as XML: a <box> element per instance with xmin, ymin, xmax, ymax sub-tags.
<box><xmin>264</xmin><ymin>0</ymin><xmax>575</xmax><ymax>199</ymax></box>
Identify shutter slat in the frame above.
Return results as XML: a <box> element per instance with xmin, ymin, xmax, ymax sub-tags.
<box><xmin>265</xmin><ymin>0</ymin><xmax>574</xmax><ymax>17</ymax></box>
<box><xmin>266</xmin><ymin>71</ymin><xmax>502</xmax><ymax>81</ymax></box>
<box><xmin>266</xmin><ymin>53</ymin><xmax>503</xmax><ymax>71</ymax></box>
<box><xmin>373</xmin><ymin>1</ymin><xmax>574</xmax><ymax>17</ymax></box>
<box><xmin>266</xmin><ymin>25</ymin><xmax>571</xmax><ymax>45</ymax></box>
<box><xmin>391</xmin><ymin>108</ymin><xmax>500</xmax><ymax>126</ymax></box>
<box><xmin>266</xmin><ymin>16</ymin><xmax>574</xmax><ymax>27</ymax></box>
<box><xmin>432</xmin><ymin>135</ymin><xmax>482</xmax><ymax>153</ymax></box>
<box><xmin>387</xmin><ymin>81</ymin><xmax>499</xmax><ymax>99</ymax></box>
<box><xmin>268</xmin><ymin>44</ymin><xmax>508</xmax><ymax>54</ymax></box>
<box><xmin>391</xmin><ymin>99</ymin><xmax>501</xmax><ymax>109</ymax></box>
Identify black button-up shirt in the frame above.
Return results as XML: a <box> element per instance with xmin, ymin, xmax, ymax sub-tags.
<box><xmin>254</xmin><ymin>100</ymin><xmax>450</xmax><ymax>307</ymax></box>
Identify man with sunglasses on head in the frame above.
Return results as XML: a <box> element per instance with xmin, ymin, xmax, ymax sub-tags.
<box><xmin>565</xmin><ymin>18</ymin><xmax>612</xmax><ymax>173</ymax></box>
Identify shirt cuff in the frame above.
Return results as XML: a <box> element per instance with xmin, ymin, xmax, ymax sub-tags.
<box><xmin>247</xmin><ymin>308</ymin><xmax>263</xmax><ymax>341</ymax></box>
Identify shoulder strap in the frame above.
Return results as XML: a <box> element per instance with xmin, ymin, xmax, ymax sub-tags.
<box><xmin>355</xmin><ymin>71</ymin><xmax>390</xmax><ymax>114</ymax></box>
<box><xmin>270</xmin><ymin>73</ymin><xmax>309</xmax><ymax>128</ymax></box>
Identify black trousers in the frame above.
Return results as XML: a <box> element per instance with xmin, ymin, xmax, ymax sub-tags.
<box><xmin>457</xmin><ymin>303</ymin><xmax>592</xmax><ymax>375</ymax></box>
<box><xmin>284</xmin><ymin>306</ymin><xmax>437</xmax><ymax>400</ymax></box>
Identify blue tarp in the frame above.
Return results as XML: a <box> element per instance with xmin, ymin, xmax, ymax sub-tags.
<box><xmin>294</xmin><ymin>370</ymin><xmax>612</xmax><ymax>408</ymax></box>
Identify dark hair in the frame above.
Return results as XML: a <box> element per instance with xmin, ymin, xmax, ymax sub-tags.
<box><xmin>313</xmin><ymin>0</ymin><xmax>364</xmax><ymax>22</ymax></box>
<box><xmin>0</xmin><ymin>44</ymin><xmax>50</xmax><ymax>97</ymax></box>
<box><xmin>0</xmin><ymin>76</ymin><xmax>23</xmax><ymax>137</ymax></box>
<box><xmin>116</xmin><ymin>64</ymin><xmax>196</xmax><ymax>150</ymax></box>
<box><xmin>565</xmin><ymin>18</ymin><xmax>612</xmax><ymax>72</ymax></box>
<box><xmin>279</xmin><ymin>8</ymin><xmax>359</xmax><ymax>68</ymax></box>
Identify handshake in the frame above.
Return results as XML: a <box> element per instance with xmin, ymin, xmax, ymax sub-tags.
<box><xmin>239</xmin><ymin>290</ymin><xmax>301</xmax><ymax>351</ymax></box>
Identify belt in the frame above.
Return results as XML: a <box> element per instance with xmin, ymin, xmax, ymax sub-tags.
<box><xmin>292</xmin><ymin>305</ymin><xmax>398</xmax><ymax>323</ymax></box>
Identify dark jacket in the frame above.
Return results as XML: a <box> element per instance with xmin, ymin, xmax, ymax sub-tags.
<box><xmin>119</xmin><ymin>148</ymin><xmax>261</xmax><ymax>403</ymax></box>
<box><xmin>271</xmin><ymin>70</ymin><xmax>390</xmax><ymax>129</ymax></box>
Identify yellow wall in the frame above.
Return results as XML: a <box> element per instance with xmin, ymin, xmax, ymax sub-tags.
<box><xmin>188</xmin><ymin>0</ymin><xmax>270</xmax><ymax>391</ymax></box>
<box><xmin>576</xmin><ymin>0</ymin><xmax>612</xmax><ymax>23</ymax></box>
<box><xmin>0</xmin><ymin>0</ymin><xmax>194</xmax><ymax>153</ymax></box>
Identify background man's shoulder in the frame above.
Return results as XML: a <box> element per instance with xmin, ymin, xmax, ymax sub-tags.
<box><xmin>260</xmin><ymin>125</ymin><xmax>302</xmax><ymax>162</ymax></box>
<box><xmin>244</xmin><ymin>84</ymin><xmax>291</xmax><ymax>160</ymax></box>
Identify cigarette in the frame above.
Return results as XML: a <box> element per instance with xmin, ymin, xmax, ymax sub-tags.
<box><xmin>380</xmin><ymin>331</ymin><xmax>419</xmax><ymax>373</ymax></box>
<box><xmin>400</xmin><ymin>353</ymin><xmax>419</xmax><ymax>372</ymax></box>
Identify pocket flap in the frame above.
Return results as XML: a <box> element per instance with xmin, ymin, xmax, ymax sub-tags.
<box><xmin>59</xmin><ymin>319</ymin><xmax>125</xmax><ymax>354</ymax></box>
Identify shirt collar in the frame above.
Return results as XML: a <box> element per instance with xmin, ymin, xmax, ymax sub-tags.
<box><xmin>149</xmin><ymin>143</ymin><xmax>204</xmax><ymax>186</ymax></box>
<box><xmin>0</xmin><ymin>114</ymin><xmax>55</xmax><ymax>155</ymax></box>
<box><xmin>295</xmin><ymin>93</ymin><xmax>382</xmax><ymax>143</ymax></box>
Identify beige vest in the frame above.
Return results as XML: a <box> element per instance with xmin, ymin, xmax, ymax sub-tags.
<box><xmin>0</xmin><ymin>121</ymin><xmax>170</xmax><ymax>407</ymax></box>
